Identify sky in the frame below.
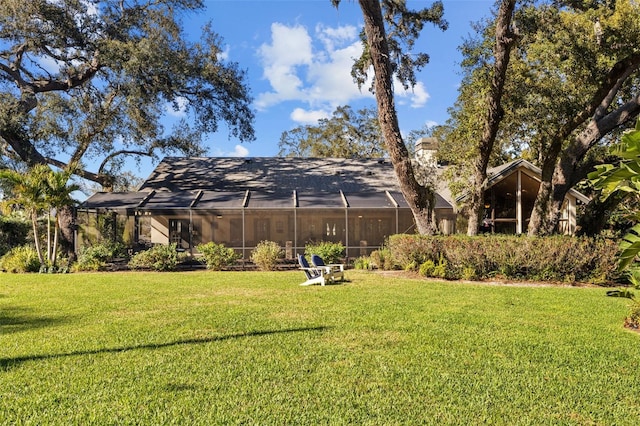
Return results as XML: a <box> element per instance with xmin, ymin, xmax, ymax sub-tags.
<box><xmin>132</xmin><ymin>0</ymin><xmax>496</xmax><ymax>179</ymax></box>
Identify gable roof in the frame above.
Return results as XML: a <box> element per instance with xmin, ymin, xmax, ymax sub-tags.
<box><xmin>456</xmin><ymin>158</ymin><xmax>590</xmax><ymax>204</ymax></box>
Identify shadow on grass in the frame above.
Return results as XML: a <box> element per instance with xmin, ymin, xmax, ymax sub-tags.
<box><xmin>0</xmin><ymin>307</ymin><xmax>70</xmax><ymax>335</ymax></box>
<box><xmin>0</xmin><ymin>326</ymin><xmax>329</xmax><ymax>370</ymax></box>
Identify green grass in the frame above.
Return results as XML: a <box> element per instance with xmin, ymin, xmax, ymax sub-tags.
<box><xmin>1</xmin><ymin>270</ymin><xmax>639</xmax><ymax>425</ymax></box>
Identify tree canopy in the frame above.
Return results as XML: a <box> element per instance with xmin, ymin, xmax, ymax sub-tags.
<box><xmin>278</xmin><ymin>105</ymin><xmax>385</xmax><ymax>158</ymax></box>
<box><xmin>0</xmin><ymin>0</ymin><xmax>255</xmax><ymax>189</ymax></box>
<box><xmin>440</xmin><ymin>0</ymin><xmax>640</xmax><ymax>235</ymax></box>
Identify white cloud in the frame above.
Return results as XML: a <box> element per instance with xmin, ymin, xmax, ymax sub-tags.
<box><xmin>256</xmin><ymin>21</ymin><xmax>431</xmax><ymax>120</ymax></box>
<box><xmin>217</xmin><ymin>44</ymin><xmax>230</xmax><ymax>61</ymax></box>
<box><xmin>228</xmin><ymin>145</ymin><xmax>249</xmax><ymax>157</ymax></box>
<box><xmin>394</xmin><ymin>80</ymin><xmax>430</xmax><ymax>108</ymax></box>
<box><xmin>255</xmin><ymin>22</ymin><xmax>371</xmax><ymax>111</ymax></box>
<box><xmin>165</xmin><ymin>97</ymin><xmax>189</xmax><ymax>117</ymax></box>
<box><xmin>290</xmin><ymin>108</ymin><xmax>330</xmax><ymax>124</ymax></box>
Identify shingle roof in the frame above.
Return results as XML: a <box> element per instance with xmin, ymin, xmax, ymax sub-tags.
<box><xmin>140</xmin><ymin>157</ymin><xmax>403</xmax><ymax>193</ymax></box>
<box><xmin>138</xmin><ymin>157</ymin><xmax>453</xmax><ymax>209</ymax></box>
<box><xmin>81</xmin><ymin>157</ymin><xmax>454</xmax><ymax>211</ymax></box>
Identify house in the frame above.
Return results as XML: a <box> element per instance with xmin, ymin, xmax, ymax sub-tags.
<box><xmin>78</xmin><ymin>156</ymin><xmax>456</xmax><ymax>259</ymax></box>
<box><xmin>460</xmin><ymin>158</ymin><xmax>590</xmax><ymax>235</ymax></box>
<box><xmin>78</xmin><ymin>143</ymin><xmax>589</xmax><ymax>259</ymax></box>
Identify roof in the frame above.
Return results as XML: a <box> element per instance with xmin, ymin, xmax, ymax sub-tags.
<box><xmin>81</xmin><ymin>157</ymin><xmax>454</xmax><ymax>211</ymax></box>
<box><xmin>456</xmin><ymin>158</ymin><xmax>590</xmax><ymax>204</ymax></box>
<box><xmin>140</xmin><ymin>157</ymin><xmax>406</xmax><ymax>193</ymax></box>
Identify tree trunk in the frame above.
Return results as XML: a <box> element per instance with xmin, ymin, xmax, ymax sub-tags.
<box><xmin>57</xmin><ymin>205</ymin><xmax>76</xmax><ymax>263</ymax></box>
<box><xmin>52</xmin><ymin>219</ymin><xmax>60</xmax><ymax>267</ymax></box>
<box><xmin>466</xmin><ymin>168</ymin><xmax>484</xmax><ymax>236</ymax></box>
<box><xmin>527</xmin><ymin>154</ymin><xmax>558</xmax><ymax>235</ymax></box>
<box><xmin>358</xmin><ymin>0</ymin><xmax>435</xmax><ymax>234</ymax></box>
<box><xmin>31</xmin><ymin>211</ymin><xmax>44</xmax><ymax>266</ymax></box>
<box><xmin>530</xmin><ymin>94</ymin><xmax>640</xmax><ymax>234</ymax></box>
<box><xmin>466</xmin><ymin>0</ymin><xmax>517</xmax><ymax>236</ymax></box>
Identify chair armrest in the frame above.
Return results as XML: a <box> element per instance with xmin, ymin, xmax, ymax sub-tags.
<box><xmin>326</xmin><ymin>264</ymin><xmax>344</xmax><ymax>271</ymax></box>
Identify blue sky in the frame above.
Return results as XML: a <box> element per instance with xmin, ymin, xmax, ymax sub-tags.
<box><xmin>137</xmin><ymin>0</ymin><xmax>495</xmax><ymax>179</ymax></box>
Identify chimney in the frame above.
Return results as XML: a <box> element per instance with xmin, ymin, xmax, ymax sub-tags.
<box><xmin>415</xmin><ymin>137</ymin><xmax>438</xmax><ymax>167</ymax></box>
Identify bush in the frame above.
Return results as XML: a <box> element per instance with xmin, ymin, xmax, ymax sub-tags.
<box><xmin>304</xmin><ymin>241</ymin><xmax>345</xmax><ymax>264</ymax></box>
<box><xmin>369</xmin><ymin>248</ymin><xmax>395</xmax><ymax>270</ymax></box>
<box><xmin>353</xmin><ymin>256</ymin><xmax>372</xmax><ymax>270</ymax></box>
<box><xmin>73</xmin><ymin>242</ymin><xmax>125</xmax><ymax>272</ymax></box>
<box><xmin>419</xmin><ymin>260</ymin><xmax>435</xmax><ymax>277</ymax></box>
<box><xmin>624</xmin><ymin>303</ymin><xmax>640</xmax><ymax>330</ymax></box>
<box><xmin>128</xmin><ymin>244</ymin><xmax>180</xmax><ymax>272</ymax></box>
<box><xmin>250</xmin><ymin>241</ymin><xmax>283</xmax><ymax>271</ymax></box>
<box><xmin>0</xmin><ymin>216</ymin><xmax>30</xmax><ymax>257</ymax></box>
<box><xmin>197</xmin><ymin>242</ymin><xmax>239</xmax><ymax>270</ymax></box>
<box><xmin>386</xmin><ymin>234</ymin><xmax>620</xmax><ymax>284</ymax></box>
<box><xmin>0</xmin><ymin>245</ymin><xmax>41</xmax><ymax>273</ymax></box>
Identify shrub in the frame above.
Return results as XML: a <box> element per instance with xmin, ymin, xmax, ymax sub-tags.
<box><xmin>304</xmin><ymin>241</ymin><xmax>345</xmax><ymax>264</ymax></box>
<box><xmin>369</xmin><ymin>248</ymin><xmax>395</xmax><ymax>270</ymax></box>
<box><xmin>250</xmin><ymin>240</ymin><xmax>283</xmax><ymax>271</ymax></box>
<box><xmin>0</xmin><ymin>245</ymin><xmax>41</xmax><ymax>273</ymax></box>
<box><xmin>432</xmin><ymin>255</ymin><xmax>447</xmax><ymax>279</ymax></box>
<box><xmin>385</xmin><ymin>234</ymin><xmax>620</xmax><ymax>284</ymax></box>
<box><xmin>0</xmin><ymin>216</ymin><xmax>30</xmax><ymax>257</ymax></box>
<box><xmin>73</xmin><ymin>242</ymin><xmax>124</xmax><ymax>272</ymax></box>
<box><xmin>197</xmin><ymin>242</ymin><xmax>239</xmax><ymax>270</ymax></box>
<box><xmin>461</xmin><ymin>266</ymin><xmax>478</xmax><ymax>281</ymax></box>
<box><xmin>419</xmin><ymin>260</ymin><xmax>435</xmax><ymax>277</ymax></box>
<box><xmin>128</xmin><ymin>244</ymin><xmax>180</xmax><ymax>272</ymax></box>
<box><xmin>353</xmin><ymin>256</ymin><xmax>372</xmax><ymax>270</ymax></box>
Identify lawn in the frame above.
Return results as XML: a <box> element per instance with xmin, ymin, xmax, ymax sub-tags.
<box><xmin>1</xmin><ymin>270</ymin><xmax>639</xmax><ymax>424</ymax></box>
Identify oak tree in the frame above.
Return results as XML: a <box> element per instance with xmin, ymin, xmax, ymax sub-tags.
<box><xmin>0</xmin><ymin>0</ymin><xmax>255</xmax><ymax>256</ymax></box>
<box><xmin>278</xmin><ymin>105</ymin><xmax>385</xmax><ymax>158</ymax></box>
<box><xmin>332</xmin><ymin>0</ymin><xmax>447</xmax><ymax>234</ymax></box>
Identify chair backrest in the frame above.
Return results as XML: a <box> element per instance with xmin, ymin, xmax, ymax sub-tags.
<box><xmin>311</xmin><ymin>254</ymin><xmax>326</xmax><ymax>267</ymax></box>
<box><xmin>298</xmin><ymin>254</ymin><xmax>319</xmax><ymax>279</ymax></box>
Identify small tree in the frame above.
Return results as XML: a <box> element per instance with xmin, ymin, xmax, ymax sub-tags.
<box><xmin>0</xmin><ymin>165</ymin><xmax>78</xmax><ymax>268</ymax></box>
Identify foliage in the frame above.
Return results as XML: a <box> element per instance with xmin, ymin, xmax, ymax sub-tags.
<box><xmin>385</xmin><ymin>234</ymin><xmax>619</xmax><ymax>284</ymax></box>
<box><xmin>304</xmin><ymin>241</ymin><xmax>345</xmax><ymax>264</ymax></box>
<box><xmin>196</xmin><ymin>242</ymin><xmax>239</xmax><ymax>271</ymax></box>
<box><xmin>73</xmin><ymin>242</ymin><xmax>125</xmax><ymax>272</ymax></box>
<box><xmin>0</xmin><ymin>164</ymin><xmax>79</xmax><ymax>268</ymax></box>
<box><xmin>353</xmin><ymin>256</ymin><xmax>373</xmax><ymax>270</ymax></box>
<box><xmin>0</xmin><ymin>215</ymin><xmax>30</xmax><ymax>256</ymax></box>
<box><xmin>590</xmin><ymin>118</ymin><xmax>640</xmax><ymax>270</ymax></box>
<box><xmin>278</xmin><ymin>105</ymin><xmax>385</xmax><ymax>158</ymax></box>
<box><xmin>250</xmin><ymin>241</ymin><xmax>283</xmax><ymax>271</ymax></box>
<box><xmin>369</xmin><ymin>247</ymin><xmax>395</xmax><ymax>270</ymax></box>
<box><xmin>128</xmin><ymin>244</ymin><xmax>181</xmax><ymax>272</ymax></box>
<box><xmin>0</xmin><ymin>0</ymin><xmax>254</xmax><ymax>191</ymax></box>
<box><xmin>442</xmin><ymin>0</ymin><xmax>640</xmax><ymax>235</ymax></box>
<box><xmin>1</xmin><ymin>271</ymin><xmax>639</xmax><ymax>424</ymax></box>
<box><xmin>0</xmin><ymin>245</ymin><xmax>40</xmax><ymax>273</ymax></box>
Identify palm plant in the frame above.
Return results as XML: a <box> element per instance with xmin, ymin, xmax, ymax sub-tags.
<box><xmin>43</xmin><ymin>169</ymin><xmax>80</xmax><ymax>266</ymax></box>
<box><xmin>0</xmin><ymin>165</ymin><xmax>48</xmax><ymax>265</ymax></box>
<box><xmin>589</xmin><ymin>118</ymin><xmax>640</xmax><ymax>270</ymax></box>
<box><xmin>0</xmin><ymin>164</ymin><xmax>78</xmax><ymax>268</ymax></box>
